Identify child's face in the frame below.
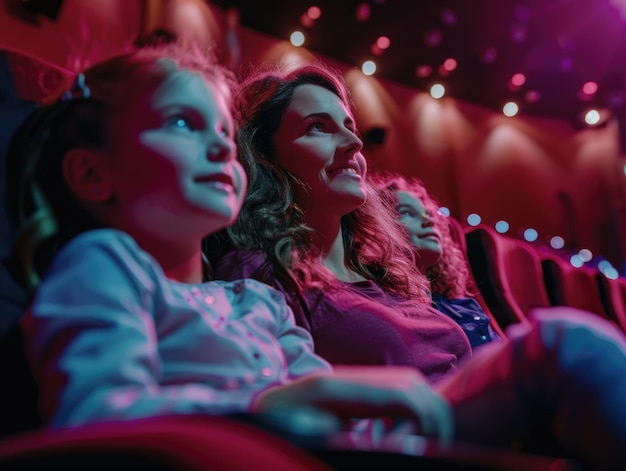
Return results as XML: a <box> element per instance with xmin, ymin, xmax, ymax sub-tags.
<box><xmin>272</xmin><ymin>84</ymin><xmax>367</xmax><ymax>217</ymax></box>
<box><xmin>395</xmin><ymin>190</ymin><xmax>443</xmax><ymax>270</ymax></box>
<box><xmin>104</xmin><ymin>70</ymin><xmax>246</xmax><ymax>240</ymax></box>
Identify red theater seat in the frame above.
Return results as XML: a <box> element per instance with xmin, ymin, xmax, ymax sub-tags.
<box><xmin>541</xmin><ymin>255</ymin><xmax>610</xmax><ymax>321</ymax></box>
<box><xmin>465</xmin><ymin>225</ymin><xmax>551</xmax><ymax>330</ymax></box>
<box><xmin>0</xmin><ymin>414</ymin><xmax>335</xmax><ymax>471</ymax></box>
<box><xmin>596</xmin><ymin>273</ymin><xmax>626</xmax><ymax>334</ymax></box>
<box><xmin>446</xmin><ymin>217</ymin><xmax>505</xmax><ymax>338</ymax></box>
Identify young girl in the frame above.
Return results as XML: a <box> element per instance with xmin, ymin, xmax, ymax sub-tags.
<box><xmin>7</xmin><ymin>41</ymin><xmax>451</xmax><ymax>437</ymax></box>
<box><xmin>371</xmin><ymin>172</ymin><xmax>501</xmax><ymax>348</ymax></box>
<box><xmin>209</xmin><ymin>60</ymin><xmax>626</xmax><ymax>469</ymax></box>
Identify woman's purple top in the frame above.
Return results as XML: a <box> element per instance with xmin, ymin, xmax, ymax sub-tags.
<box><xmin>214</xmin><ymin>250</ymin><xmax>472</xmax><ymax>382</ymax></box>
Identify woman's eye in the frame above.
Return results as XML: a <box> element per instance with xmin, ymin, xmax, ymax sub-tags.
<box><xmin>218</xmin><ymin>125</ymin><xmax>233</xmax><ymax>139</ymax></box>
<box><xmin>308</xmin><ymin>122</ymin><xmax>326</xmax><ymax>133</ymax></box>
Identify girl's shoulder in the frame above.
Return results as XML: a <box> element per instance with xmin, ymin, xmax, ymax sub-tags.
<box><xmin>49</xmin><ymin>229</ymin><xmax>159</xmax><ymax>281</ymax></box>
<box><xmin>61</xmin><ymin>228</ymin><xmax>142</xmax><ymax>253</ymax></box>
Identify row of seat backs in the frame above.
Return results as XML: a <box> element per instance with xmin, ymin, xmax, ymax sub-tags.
<box><xmin>460</xmin><ymin>222</ymin><xmax>626</xmax><ymax>334</ymax></box>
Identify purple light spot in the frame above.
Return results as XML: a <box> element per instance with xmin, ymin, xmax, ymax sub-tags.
<box><xmin>424</xmin><ymin>29</ymin><xmax>442</xmax><ymax>47</ymax></box>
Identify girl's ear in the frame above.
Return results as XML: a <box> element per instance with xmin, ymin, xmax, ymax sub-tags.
<box><xmin>62</xmin><ymin>149</ymin><xmax>113</xmax><ymax>203</ymax></box>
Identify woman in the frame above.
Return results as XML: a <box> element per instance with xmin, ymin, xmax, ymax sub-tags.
<box><xmin>208</xmin><ymin>60</ymin><xmax>626</xmax><ymax>468</ymax></box>
<box><xmin>371</xmin><ymin>172</ymin><xmax>501</xmax><ymax>348</ymax></box>
<box><xmin>210</xmin><ymin>63</ymin><xmax>471</xmax><ymax>381</ymax></box>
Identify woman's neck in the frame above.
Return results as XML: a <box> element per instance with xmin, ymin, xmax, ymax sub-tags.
<box><xmin>315</xmin><ymin>226</ymin><xmax>367</xmax><ymax>283</ymax></box>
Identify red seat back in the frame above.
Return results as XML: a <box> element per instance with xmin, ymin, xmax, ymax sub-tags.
<box><xmin>465</xmin><ymin>225</ymin><xmax>551</xmax><ymax>329</ymax></box>
<box><xmin>596</xmin><ymin>273</ymin><xmax>626</xmax><ymax>334</ymax></box>
<box><xmin>541</xmin><ymin>255</ymin><xmax>610</xmax><ymax>321</ymax></box>
<box><xmin>446</xmin><ymin>217</ymin><xmax>505</xmax><ymax>338</ymax></box>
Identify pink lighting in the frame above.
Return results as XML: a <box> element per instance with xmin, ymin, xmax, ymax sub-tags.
<box><xmin>299</xmin><ymin>13</ymin><xmax>314</xmax><ymax>28</ymax></box>
<box><xmin>307</xmin><ymin>6</ymin><xmax>321</xmax><ymax>20</ymax></box>
<box><xmin>524</xmin><ymin>90</ymin><xmax>541</xmax><ymax>103</ymax></box>
<box><xmin>510</xmin><ymin>73</ymin><xmax>526</xmax><ymax>87</ymax></box>
<box><xmin>442</xmin><ymin>58</ymin><xmax>457</xmax><ymax>72</ymax></box>
<box><xmin>355</xmin><ymin>3</ymin><xmax>371</xmax><ymax>21</ymax></box>
<box><xmin>582</xmin><ymin>81</ymin><xmax>598</xmax><ymax>95</ymax></box>
<box><xmin>415</xmin><ymin>64</ymin><xmax>433</xmax><ymax>78</ymax></box>
<box><xmin>376</xmin><ymin>36</ymin><xmax>391</xmax><ymax>50</ymax></box>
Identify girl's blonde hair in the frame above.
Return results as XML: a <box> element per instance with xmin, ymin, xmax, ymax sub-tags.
<box><xmin>7</xmin><ymin>39</ymin><xmax>235</xmax><ymax>291</ymax></box>
<box><xmin>372</xmin><ymin>172</ymin><xmax>477</xmax><ymax>299</ymax></box>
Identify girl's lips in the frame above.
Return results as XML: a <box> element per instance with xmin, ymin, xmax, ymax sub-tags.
<box><xmin>419</xmin><ymin>233</ymin><xmax>441</xmax><ymax>242</ymax></box>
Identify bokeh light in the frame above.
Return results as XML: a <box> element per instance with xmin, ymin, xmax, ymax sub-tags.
<box><xmin>495</xmin><ymin>220</ymin><xmax>510</xmax><ymax>233</ymax></box>
<box><xmin>582</xmin><ymin>81</ymin><xmax>598</xmax><ymax>95</ymax></box>
<box><xmin>442</xmin><ymin>58</ymin><xmax>457</xmax><ymax>72</ymax></box>
<box><xmin>569</xmin><ymin>254</ymin><xmax>584</xmax><ymax>268</ymax></box>
<box><xmin>467</xmin><ymin>213</ymin><xmax>481</xmax><ymax>226</ymax></box>
<box><xmin>307</xmin><ymin>6</ymin><xmax>321</xmax><ymax>20</ymax></box>
<box><xmin>503</xmin><ymin>101</ymin><xmax>519</xmax><ymax>117</ymax></box>
<box><xmin>362</xmin><ymin>60</ymin><xmax>376</xmax><ymax>75</ymax></box>
<box><xmin>430</xmin><ymin>83</ymin><xmax>445</xmax><ymax>99</ymax></box>
<box><xmin>578</xmin><ymin>248</ymin><xmax>593</xmax><ymax>262</ymax></box>
<box><xmin>523</xmin><ymin>228</ymin><xmax>538</xmax><ymax>242</ymax></box>
<box><xmin>584</xmin><ymin>109</ymin><xmax>601</xmax><ymax>125</ymax></box>
<box><xmin>550</xmin><ymin>236</ymin><xmax>565</xmax><ymax>249</ymax></box>
<box><xmin>290</xmin><ymin>31</ymin><xmax>305</xmax><ymax>46</ymax></box>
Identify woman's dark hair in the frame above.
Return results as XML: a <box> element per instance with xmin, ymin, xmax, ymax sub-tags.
<box><xmin>212</xmin><ymin>62</ymin><xmax>430</xmax><ymax>302</ymax></box>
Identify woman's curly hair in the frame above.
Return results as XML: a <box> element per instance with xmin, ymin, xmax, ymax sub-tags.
<box><xmin>212</xmin><ymin>62</ymin><xmax>431</xmax><ymax>302</ymax></box>
<box><xmin>371</xmin><ymin>172</ymin><xmax>477</xmax><ymax>299</ymax></box>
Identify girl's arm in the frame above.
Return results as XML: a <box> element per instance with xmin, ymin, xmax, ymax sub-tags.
<box><xmin>21</xmin><ymin>231</ymin><xmax>277</xmax><ymax>427</ymax></box>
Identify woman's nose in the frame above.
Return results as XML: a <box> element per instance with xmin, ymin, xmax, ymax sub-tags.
<box><xmin>207</xmin><ymin>134</ymin><xmax>235</xmax><ymax>162</ymax></box>
<box><xmin>341</xmin><ymin>128</ymin><xmax>363</xmax><ymax>153</ymax></box>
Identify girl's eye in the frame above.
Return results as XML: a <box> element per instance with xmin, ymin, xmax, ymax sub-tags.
<box><xmin>168</xmin><ymin>116</ymin><xmax>193</xmax><ymax>130</ymax></box>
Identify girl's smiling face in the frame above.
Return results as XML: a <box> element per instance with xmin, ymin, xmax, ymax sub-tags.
<box><xmin>272</xmin><ymin>84</ymin><xmax>367</xmax><ymax>216</ymax></box>
<box><xmin>102</xmin><ymin>69</ymin><xmax>247</xmax><ymax>241</ymax></box>
<box><xmin>395</xmin><ymin>190</ymin><xmax>443</xmax><ymax>269</ymax></box>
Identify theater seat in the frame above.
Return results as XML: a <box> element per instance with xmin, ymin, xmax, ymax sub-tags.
<box><xmin>0</xmin><ymin>414</ymin><xmax>335</xmax><ymax>471</ymax></box>
<box><xmin>541</xmin><ymin>255</ymin><xmax>611</xmax><ymax>321</ymax></box>
<box><xmin>596</xmin><ymin>273</ymin><xmax>626</xmax><ymax>334</ymax></box>
<box><xmin>465</xmin><ymin>225</ymin><xmax>551</xmax><ymax>329</ymax></box>
<box><xmin>446</xmin><ymin>217</ymin><xmax>505</xmax><ymax>338</ymax></box>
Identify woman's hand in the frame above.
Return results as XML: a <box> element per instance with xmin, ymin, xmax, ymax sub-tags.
<box><xmin>252</xmin><ymin>365</ymin><xmax>454</xmax><ymax>440</ymax></box>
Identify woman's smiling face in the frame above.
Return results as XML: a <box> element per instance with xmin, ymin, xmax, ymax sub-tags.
<box><xmin>272</xmin><ymin>83</ymin><xmax>367</xmax><ymax>215</ymax></box>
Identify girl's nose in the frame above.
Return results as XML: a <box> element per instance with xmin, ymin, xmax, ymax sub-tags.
<box><xmin>421</xmin><ymin>212</ymin><xmax>435</xmax><ymax>227</ymax></box>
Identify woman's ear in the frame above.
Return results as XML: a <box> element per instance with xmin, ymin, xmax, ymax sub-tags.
<box><xmin>62</xmin><ymin>149</ymin><xmax>113</xmax><ymax>203</ymax></box>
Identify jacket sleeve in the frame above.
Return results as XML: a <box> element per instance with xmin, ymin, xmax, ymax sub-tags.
<box><xmin>22</xmin><ymin>233</ymin><xmax>268</xmax><ymax>428</ymax></box>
